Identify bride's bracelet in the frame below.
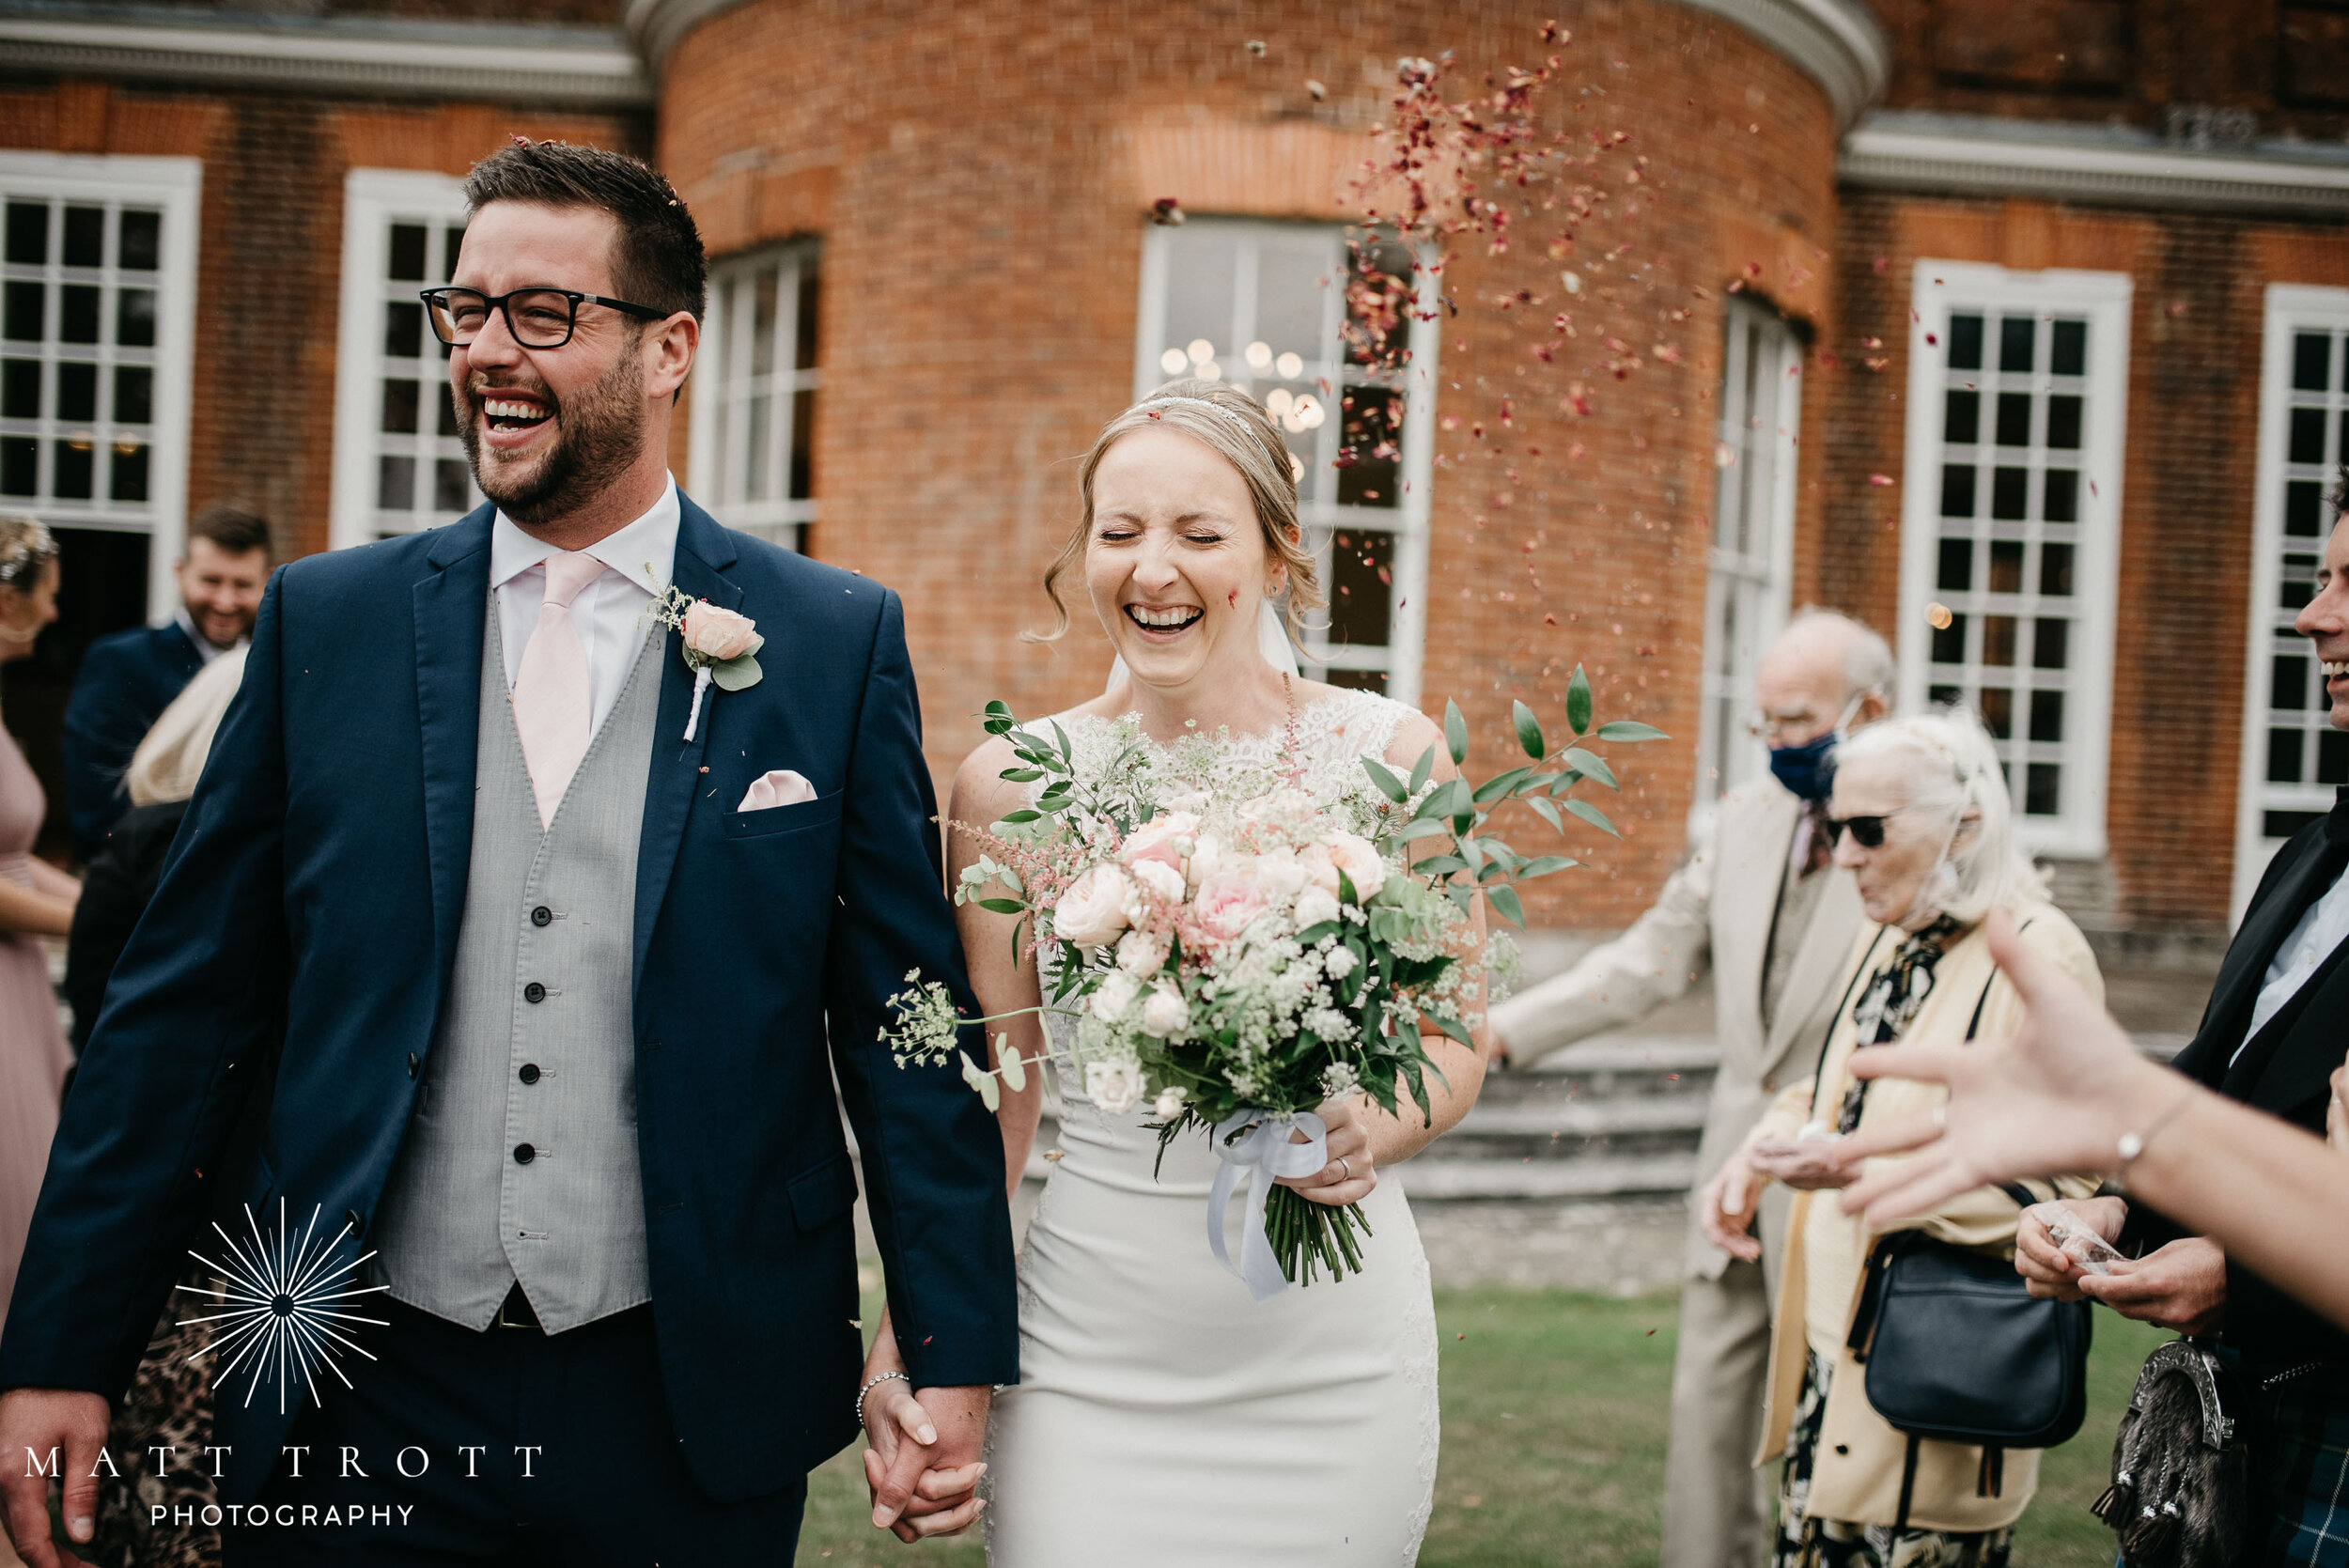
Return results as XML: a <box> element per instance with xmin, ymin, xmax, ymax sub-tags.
<box><xmin>856</xmin><ymin>1369</ymin><xmax>910</xmax><ymax>1427</ymax></box>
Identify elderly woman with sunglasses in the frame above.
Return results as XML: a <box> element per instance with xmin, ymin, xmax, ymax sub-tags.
<box><xmin>1698</xmin><ymin>708</ymin><xmax>2104</xmax><ymax>1568</ymax></box>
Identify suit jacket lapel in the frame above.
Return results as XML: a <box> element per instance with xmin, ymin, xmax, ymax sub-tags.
<box><xmin>1760</xmin><ymin>866</ymin><xmax>1864</xmax><ymax>1082</ymax></box>
<box><xmin>412</xmin><ymin>507</ymin><xmax>494</xmax><ymax>991</ymax></box>
<box><xmin>2175</xmin><ymin>828</ymin><xmax>2342</xmax><ymax>1087</ymax></box>
<box><xmin>631</xmin><ymin>497</ymin><xmax>741</xmax><ymax>989</ymax></box>
<box><xmin>1710</xmin><ymin>789</ymin><xmax>1791</xmax><ymax>1058</ymax></box>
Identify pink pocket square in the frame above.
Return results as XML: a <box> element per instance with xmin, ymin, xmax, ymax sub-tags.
<box><xmin>738</xmin><ymin>769</ymin><xmax>817</xmax><ymax>812</ymax></box>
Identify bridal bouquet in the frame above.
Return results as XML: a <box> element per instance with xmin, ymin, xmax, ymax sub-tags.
<box><xmin>881</xmin><ymin>673</ymin><xmax>1659</xmax><ymax>1297</ymax></box>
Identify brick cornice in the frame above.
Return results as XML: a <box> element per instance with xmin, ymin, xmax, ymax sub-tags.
<box><xmin>0</xmin><ymin>2</ymin><xmax>654</xmax><ymax>108</ymax></box>
<box><xmin>631</xmin><ymin>0</ymin><xmax>1890</xmax><ymax>128</ymax></box>
<box><xmin>1841</xmin><ymin>111</ymin><xmax>2349</xmax><ymax>217</ymax></box>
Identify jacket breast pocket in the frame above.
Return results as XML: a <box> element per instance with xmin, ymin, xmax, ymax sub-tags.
<box><xmin>723</xmin><ymin>792</ymin><xmax>844</xmax><ymax>843</ymax></box>
<box><xmin>786</xmin><ymin>1151</ymin><xmax>859</xmax><ymax>1232</ymax></box>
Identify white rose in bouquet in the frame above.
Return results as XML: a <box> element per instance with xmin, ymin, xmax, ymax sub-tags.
<box><xmin>1293</xmin><ymin>885</ymin><xmax>1342</xmax><ymax>931</ymax></box>
<box><xmin>1254</xmin><ymin>848</ymin><xmax>1311</xmax><ymax>902</ymax></box>
<box><xmin>1140</xmin><ymin>985</ymin><xmax>1190</xmax><ymax>1038</ymax></box>
<box><xmin>1055</xmin><ymin>862</ymin><xmax>1134</xmax><ymax>946</ymax></box>
<box><xmin>1128</xmin><ymin>858</ymin><xmax>1188</xmax><ymax>908</ymax></box>
<box><xmin>1298</xmin><ymin>841</ymin><xmax>1341</xmax><ymax>895</ymax></box>
<box><xmin>1323</xmin><ymin>831</ymin><xmax>1388</xmax><ymax>900</ymax></box>
<box><xmin>1084</xmin><ymin>1058</ymin><xmax>1146</xmax><ymax>1115</ymax></box>
<box><xmin>1114</xmin><ymin>926</ymin><xmax>1172</xmax><ymax>977</ymax></box>
<box><xmin>1187</xmin><ymin>831</ymin><xmax>1227</xmax><ymax>891</ymax></box>
<box><xmin>1153</xmin><ymin>1084</ymin><xmax>1190</xmax><ymax>1119</ymax></box>
<box><xmin>1089</xmin><ymin>969</ymin><xmax>1143</xmax><ymax>1024</ymax></box>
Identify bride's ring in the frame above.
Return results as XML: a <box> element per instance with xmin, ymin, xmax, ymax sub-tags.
<box><xmin>1333</xmin><ymin>1157</ymin><xmax>1352</xmax><ymax>1183</ymax></box>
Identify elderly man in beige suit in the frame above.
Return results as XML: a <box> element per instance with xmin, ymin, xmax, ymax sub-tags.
<box><xmin>1489</xmin><ymin>609</ymin><xmax>1892</xmax><ymax>1568</ymax></box>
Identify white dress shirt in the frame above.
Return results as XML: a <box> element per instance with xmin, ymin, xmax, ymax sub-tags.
<box><xmin>489</xmin><ymin>475</ymin><xmax>680</xmax><ymax>739</ymax></box>
<box><xmin>2239</xmin><ymin>858</ymin><xmax>2349</xmax><ymax>1061</ymax></box>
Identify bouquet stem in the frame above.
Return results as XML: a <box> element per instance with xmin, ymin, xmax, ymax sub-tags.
<box><xmin>1263</xmin><ymin>1186</ymin><xmax>1375</xmax><ymax>1286</ymax></box>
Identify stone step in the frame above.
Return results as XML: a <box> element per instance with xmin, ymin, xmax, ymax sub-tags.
<box><xmin>1401</xmin><ymin>1152</ymin><xmax>1698</xmax><ymax>1201</ymax></box>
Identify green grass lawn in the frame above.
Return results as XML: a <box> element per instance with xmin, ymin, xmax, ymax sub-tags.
<box><xmin>796</xmin><ymin>1285</ymin><xmax>2164</xmax><ymax>1565</ymax></box>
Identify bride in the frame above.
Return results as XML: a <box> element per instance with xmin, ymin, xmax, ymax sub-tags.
<box><xmin>853</xmin><ymin>380</ymin><xmax>1489</xmax><ymax>1563</ymax></box>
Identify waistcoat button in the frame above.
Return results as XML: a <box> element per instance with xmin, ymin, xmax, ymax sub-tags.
<box><xmin>519</xmin><ymin>1063</ymin><xmax>540</xmax><ymax>1085</ymax></box>
<box><xmin>523</xmin><ymin>982</ymin><xmax>547</xmax><ymax>1004</ymax></box>
<box><xmin>531</xmin><ymin>906</ymin><xmax>552</xmax><ymax>927</ymax></box>
<box><xmin>514</xmin><ymin>1142</ymin><xmax>536</xmax><ymax>1165</ymax></box>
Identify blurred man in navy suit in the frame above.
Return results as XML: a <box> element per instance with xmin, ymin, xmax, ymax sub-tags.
<box><xmin>61</xmin><ymin>505</ymin><xmax>270</xmax><ymax>859</ymax></box>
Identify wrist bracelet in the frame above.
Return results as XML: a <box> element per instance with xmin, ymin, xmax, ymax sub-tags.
<box><xmin>856</xmin><ymin>1370</ymin><xmax>910</xmax><ymax>1427</ymax></box>
<box><xmin>2114</xmin><ymin>1081</ymin><xmax>2199</xmax><ymax>1190</ymax></box>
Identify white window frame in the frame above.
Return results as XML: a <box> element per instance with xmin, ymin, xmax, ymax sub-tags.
<box><xmin>1133</xmin><ymin>219</ymin><xmax>1439</xmax><ymax>707</ymax></box>
<box><xmin>1897</xmin><ymin>259</ymin><xmax>2132</xmax><ymax>859</ymax></box>
<box><xmin>1694</xmin><ymin>297</ymin><xmax>1803</xmax><ymax>823</ymax></box>
<box><xmin>2232</xmin><ymin>285</ymin><xmax>2349</xmax><ymax>918</ymax></box>
<box><xmin>0</xmin><ymin>151</ymin><xmax>200</xmax><ymax>622</ymax></box>
<box><xmin>329</xmin><ymin>168</ymin><xmax>474</xmax><ymax>551</ymax></box>
<box><xmin>687</xmin><ymin>241</ymin><xmax>820</xmax><ymax>551</ymax></box>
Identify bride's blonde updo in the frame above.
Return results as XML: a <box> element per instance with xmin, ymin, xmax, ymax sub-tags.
<box><xmin>1032</xmin><ymin>378</ymin><xmax>1325</xmax><ymax>645</ymax></box>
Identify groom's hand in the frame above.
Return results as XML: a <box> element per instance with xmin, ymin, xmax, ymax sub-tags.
<box><xmin>0</xmin><ymin>1387</ymin><xmax>110</xmax><ymax>1568</ymax></box>
<box><xmin>865</xmin><ymin>1383</ymin><xmax>990</xmax><ymax>1541</ymax></box>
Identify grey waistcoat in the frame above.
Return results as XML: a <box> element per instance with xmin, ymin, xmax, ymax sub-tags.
<box><xmin>371</xmin><ymin>612</ymin><xmax>663</xmax><ymax>1333</ymax></box>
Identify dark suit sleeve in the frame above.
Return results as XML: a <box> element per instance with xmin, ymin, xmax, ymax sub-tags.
<box><xmin>60</xmin><ymin>638</ymin><xmax>146</xmax><ymax>862</ymax></box>
<box><xmin>0</xmin><ymin>585</ymin><xmax>289</xmax><ymax>1398</ymax></box>
<box><xmin>820</xmin><ymin>589</ymin><xmax>1019</xmax><ymax>1391</ymax></box>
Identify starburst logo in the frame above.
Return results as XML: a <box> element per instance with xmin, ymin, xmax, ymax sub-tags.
<box><xmin>177</xmin><ymin>1199</ymin><xmax>391</xmax><ymax>1413</ymax></box>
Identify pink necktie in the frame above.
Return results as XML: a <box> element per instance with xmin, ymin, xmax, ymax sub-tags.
<box><xmin>511</xmin><ymin>551</ymin><xmax>604</xmax><ymax>828</ymax></box>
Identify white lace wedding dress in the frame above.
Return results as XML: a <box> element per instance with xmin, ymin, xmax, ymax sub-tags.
<box><xmin>984</xmin><ymin>690</ymin><xmax>1440</xmax><ymax>1566</ymax></box>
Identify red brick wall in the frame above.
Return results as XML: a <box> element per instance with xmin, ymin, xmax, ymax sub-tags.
<box><xmin>1816</xmin><ymin>192</ymin><xmax>2349</xmax><ymax>936</ymax></box>
<box><xmin>659</xmin><ymin>0</ymin><xmax>1841</xmax><ymax>930</ymax></box>
<box><xmin>0</xmin><ymin>81</ymin><xmax>648</xmax><ymax>561</ymax></box>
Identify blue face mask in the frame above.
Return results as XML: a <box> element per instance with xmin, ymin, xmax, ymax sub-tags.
<box><xmin>1766</xmin><ymin>694</ymin><xmax>1866</xmax><ymax>802</ymax></box>
<box><xmin>1768</xmin><ymin>732</ymin><xmax>1838</xmax><ymax>801</ymax></box>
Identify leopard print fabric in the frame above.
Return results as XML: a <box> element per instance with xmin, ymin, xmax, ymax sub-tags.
<box><xmin>92</xmin><ymin>1265</ymin><xmax>222</xmax><ymax>1568</ymax></box>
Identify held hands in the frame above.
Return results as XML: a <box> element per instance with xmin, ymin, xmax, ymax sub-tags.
<box><xmin>0</xmin><ymin>1387</ymin><xmax>111</xmax><ymax>1568</ymax></box>
<box><xmin>2015</xmin><ymin>1196</ymin><xmax>2128</xmax><ymax>1302</ymax></box>
<box><xmin>2075</xmin><ymin>1237</ymin><xmax>2229</xmax><ymax>1335</ymax></box>
<box><xmin>1698</xmin><ymin>1153</ymin><xmax>1763</xmax><ymax>1262</ymax></box>
<box><xmin>861</xmin><ymin>1379</ymin><xmax>989</xmax><ymax>1542</ymax></box>
<box><xmin>1273</xmin><ymin>1094</ymin><xmax>1378</xmax><ymax>1208</ymax></box>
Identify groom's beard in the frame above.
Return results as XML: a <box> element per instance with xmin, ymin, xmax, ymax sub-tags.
<box><xmin>457</xmin><ymin>348</ymin><xmax>647</xmax><ymax>529</ymax></box>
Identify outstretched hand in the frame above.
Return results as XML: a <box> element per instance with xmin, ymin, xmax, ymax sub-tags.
<box><xmin>0</xmin><ymin>1388</ymin><xmax>109</xmax><ymax>1568</ymax></box>
<box><xmin>1823</xmin><ymin>908</ymin><xmax>2181</xmax><ymax>1228</ymax></box>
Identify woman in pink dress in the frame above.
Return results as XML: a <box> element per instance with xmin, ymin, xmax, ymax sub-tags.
<box><xmin>0</xmin><ymin>515</ymin><xmax>78</xmax><ymax>1320</ymax></box>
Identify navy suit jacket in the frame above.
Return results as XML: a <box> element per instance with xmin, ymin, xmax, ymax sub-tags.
<box><xmin>61</xmin><ymin>618</ymin><xmax>206</xmax><ymax>861</ymax></box>
<box><xmin>0</xmin><ymin>498</ymin><xmax>1019</xmax><ymax>1502</ymax></box>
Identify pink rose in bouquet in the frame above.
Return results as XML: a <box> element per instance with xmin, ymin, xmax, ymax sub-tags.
<box><xmin>1192</xmin><ymin>870</ymin><xmax>1269</xmax><ymax>944</ymax></box>
<box><xmin>1117</xmin><ymin>811</ymin><xmax>1200</xmax><ymax>876</ymax></box>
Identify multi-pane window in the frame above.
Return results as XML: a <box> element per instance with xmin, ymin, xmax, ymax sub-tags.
<box><xmin>1135</xmin><ymin>220</ymin><xmax>1439</xmax><ymax>705</ymax></box>
<box><xmin>1899</xmin><ymin>262</ymin><xmax>2130</xmax><ymax>857</ymax></box>
<box><xmin>330</xmin><ymin>171</ymin><xmax>476</xmax><ymax>548</ymax></box>
<box><xmin>687</xmin><ymin>243</ymin><xmax>819</xmax><ymax>551</ymax></box>
<box><xmin>0</xmin><ymin>153</ymin><xmax>198</xmax><ymax>619</ymax></box>
<box><xmin>1696</xmin><ymin>299</ymin><xmax>1802</xmax><ymax>808</ymax></box>
<box><xmin>2234</xmin><ymin>287</ymin><xmax>2349</xmax><ymax>913</ymax></box>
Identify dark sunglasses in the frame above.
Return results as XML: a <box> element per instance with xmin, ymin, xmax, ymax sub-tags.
<box><xmin>1823</xmin><ymin>804</ymin><xmax>1925</xmax><ymax>849</ymax></box>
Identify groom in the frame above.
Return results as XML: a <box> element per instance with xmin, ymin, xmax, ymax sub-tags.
<box><xmin>0</xmin><ymin>140</ymin><xmax>1016</xmax><ymax>1564</ymax></box>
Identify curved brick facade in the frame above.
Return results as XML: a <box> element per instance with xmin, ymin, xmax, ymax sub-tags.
<box><xmin>657</xmin><ymin>0</ymin><xmax>1843</xmax><ymax>927</ymax></box>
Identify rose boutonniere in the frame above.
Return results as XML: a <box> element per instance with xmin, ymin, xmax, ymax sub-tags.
<box><xmin>650</xmin><ymin>586</ymin><xmax>763</xmax><ymax>741</ymax></box>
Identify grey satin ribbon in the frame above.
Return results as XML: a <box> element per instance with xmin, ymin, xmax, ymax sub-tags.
<box><xmin>1206</xmin><ymin>1109</ymin><xmax>1330</xmax><ymax>1303</ymax></box>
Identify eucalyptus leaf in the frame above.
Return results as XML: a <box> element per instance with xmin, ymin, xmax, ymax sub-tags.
<box><xmin>1567</xmin><ymin>664</ymin><xmax>1594</xmax><ymax>735</ymax></box>
<box><xmin>1363</xmin><ymin>757</ymin><xmax>1409</xmax><ymax>804</ymax></box>
<box><xmin>1527</xmin><ymin>796</ymin><xmax>1563</xmax><ymax>833</ymax></box>
<box><xmin>711</xmin><ymin>654</ymin><xmax>762</xmax><ymax>692</ymax></box>
<box><xmin>998</xmin><ymin>1039</ymin><xmax>1026</xmax><ymax>1093</ymax></box>
<box><xmin>1444</xmin><ymin>700</ymin><xmax>1469</xmax><ymax>765</ymax></box>
<box><xmin>976</xmin><ymin>898</ymin><xmax>1026</xmax><ymax>914</ymax></box>
<box><xmin>1512</xmin><ymin>700</ymin><xmax>1546</xmax><ymax>760</ymax></box>
<box><xmin>1596</xmin><ymin>721</ymin><xmax>1669</xmax><ymax>742</ymax></box>
<box><xmin>1408</xmin><ymin>744</ymin><xmax>1436</xmax><ymax>794</ymax></box>
<box><xmin>1519</xmin><ymin>854</ymin><xmax>1577</xmax><ymax>878</ymax></box>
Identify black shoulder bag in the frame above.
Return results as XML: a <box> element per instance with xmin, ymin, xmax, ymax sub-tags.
<box><xmin>1840</xmin><ymin>963</ymin><xmax>2094</xmax><ymax>1524</ymax></box>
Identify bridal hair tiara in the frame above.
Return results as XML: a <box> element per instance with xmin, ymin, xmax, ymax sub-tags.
<box><xmin>0</xmin><ymin>515</ymin><xmax>54</xmax><ymax>589</ymax></box>
<box><xmin>1141</xmin><ymin>395</ymin><xmax>1258</xmax><ymax>434</ymax></box>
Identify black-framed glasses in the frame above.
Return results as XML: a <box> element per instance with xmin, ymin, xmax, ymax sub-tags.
<box><xmin>420</xmin><ymin>287</ymin><xmax>669</xmax><ymax>349</ymax></box>
<box><xmin>1823</xmin><ymin>805</ymin><xmax>1927</xmax><ymax>850</ymax></box>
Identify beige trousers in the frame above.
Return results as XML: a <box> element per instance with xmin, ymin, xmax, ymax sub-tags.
<box><xmin>1661</xmin><ymin>1183</ymin><xmax>1788</xmax><ymax>1568</ymax></box>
